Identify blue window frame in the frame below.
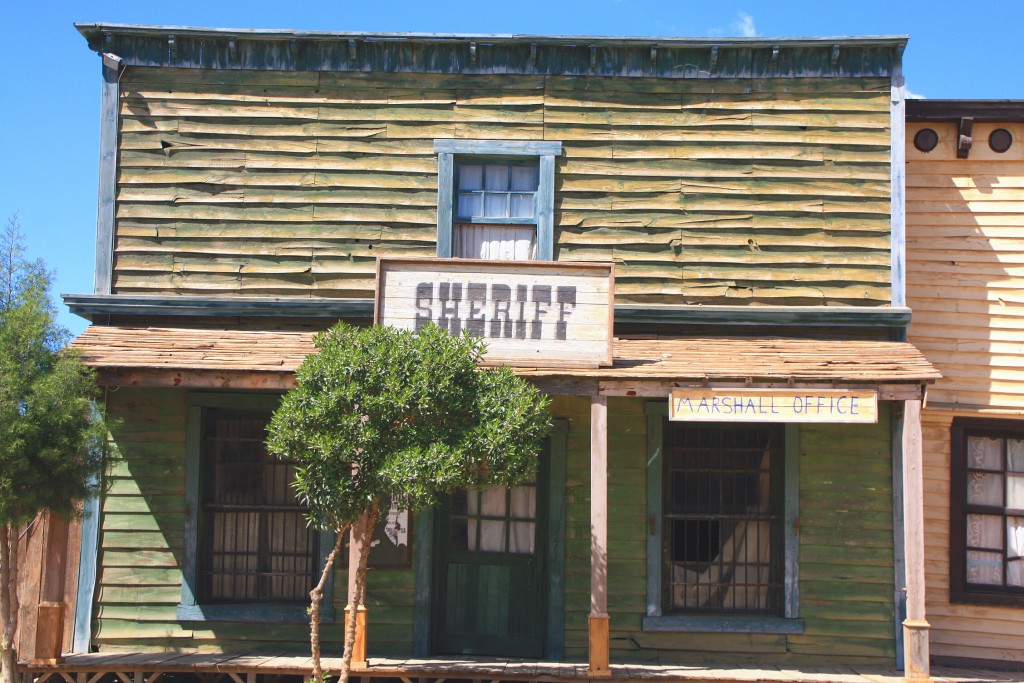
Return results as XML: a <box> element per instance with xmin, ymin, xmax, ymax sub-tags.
<box><xmin>434</xmin><ymin>140</ymin><xmax>561</xmax><ymax>261</ymax></box>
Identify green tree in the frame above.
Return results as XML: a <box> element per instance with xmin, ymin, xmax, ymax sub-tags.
<box><xmin>0</xmin><ymin>216</ymin><xmax>106</xmax><ymax>683</ymax></box>
<box><xmin>267</xmin><ymin>322</ymin><xmax>552</xmax><ymax>683</ymax></box>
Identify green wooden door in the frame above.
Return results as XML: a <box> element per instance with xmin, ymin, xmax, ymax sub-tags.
<box><xmin>432</xmin><ymin>452</ymin><xmax>549</xmax><ymax>657</ymax></box>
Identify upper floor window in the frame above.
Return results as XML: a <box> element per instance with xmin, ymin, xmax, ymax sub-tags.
<box><xmin>951</xmin><ymin>417</ymin><xmax>1024</xmax><ymax>607</ymax></box>
<box><xmin>455</xmin><ymin>161</ymin><xmax>538</xmax><ymax>260</ymax></box>
<box><xmin>434</xmin><ymin>140</ymin><xmax>561</xmax><ymax>261</ymax></box>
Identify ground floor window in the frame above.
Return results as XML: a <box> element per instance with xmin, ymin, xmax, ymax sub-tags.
<box><xmin>644</xmin><ymin>403</ymin><xmax>800</xmax><ymax>632</ymax></box>
<box><xmin>198</xmin><ymin>408</ymin><xmax>316</xmax><ymax>603</ymax></box>
<box><xmin>951</xmin><ymin>417</ymin><xmax>1024</xmax><ymax>607</ymax></box>
<box><xmin>663</xmin><ymin>423</ymin><xmax>783</xmax><ymax>614</ymax></box>
<box><xmin>179</xmin><ymin>393</ymin><xmax>330</xmax><ymax>622</ymax></box>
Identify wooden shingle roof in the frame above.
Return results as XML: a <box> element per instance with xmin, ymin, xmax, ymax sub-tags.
<box><xmin>71</xmin><ymin>325</ymin><xmax>940</xmax><ymax>387</ymax></box>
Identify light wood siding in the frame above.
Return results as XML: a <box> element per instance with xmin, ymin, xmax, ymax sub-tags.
<box><xmin>920</xmin><ymin>409</ymin><xmax>1024</xmax><ymax>664</ymax></box>
<box><xmin>907</xmin><ymin>121</ymin><xmax>1024</xmax><ymax>409</ymax></box>
<box><xmin>562</xmin><ymin>397</ymin><xmax>894</xmax><ymax>665</ymax></box>
<box><xmin>907</xmin><ymin>121</ymin><xmax>1024</xmax><ymax>664</ymax></box>
<box><xmin>113</xmin><ymin>69</ymin><xmax>893</xmax><ymax>306</ymax></box>
<box><xmin>94</xmin><ymin>387</ymin><xmax>413</xmax><ymax>654</ymax></box>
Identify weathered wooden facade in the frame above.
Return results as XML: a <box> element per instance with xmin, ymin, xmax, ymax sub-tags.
<box><xmin>19</xmin><ymin>25</ymin><xmax>947</xmax><ymax>683</ymax></box>
<box><xmin>906</xmin><ymin>100</ymin><xmax>1024</xmax><ymax>668</ymax></box>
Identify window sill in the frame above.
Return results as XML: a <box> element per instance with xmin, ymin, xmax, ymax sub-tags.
<box><xmin>950</xmin><ymin>589</ymin><xmax>1024</xmax><ymax>609</ymax></box>
<box><xmin>642</xmin><ymin>614</ymin><xmax>804</xmax><ymax>634</ymax></box>
<box><xmin>177</xmin><ymin>603</ymin><xmax>334</xmax><ymax>623</ymax></box>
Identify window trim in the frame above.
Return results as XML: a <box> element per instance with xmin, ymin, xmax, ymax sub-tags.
<box><xmin>643</xmin><ymin>402</ymin><xmax>803</xmax><ymax>633</ymax></box>
<box><xmin>434</xmin><ymin>140</ymin><xmax>561</xmax><ymax>261</ymax></box>
<box><xmin>950</xmin><ymin>416</ymin><xmax>1024</xmax><ymax>608</ymax></box>
<box><xmin>177</xmin><ymin>392</ymin><xmax>335</xmax><ymax>623</ymax></box>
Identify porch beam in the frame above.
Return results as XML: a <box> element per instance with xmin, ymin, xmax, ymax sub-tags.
<box><xmin>589</xmin><ymin>395</ymin><xmax>610</xmax><ymax>677</ymax></box>
<box><xmin>597</xmin><ymin>380</ymin><xmax>923</xmax><ymax>401</ymax></box>
<box><xmin>901</xmin><ymin>399</ymin><xmax>930</xmax><ymax>681</ymax></box>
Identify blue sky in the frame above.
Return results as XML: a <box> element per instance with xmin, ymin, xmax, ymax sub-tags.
<box><xmin>2</xmin><ymin>0</ymin><xmax>1022</xmax><ymax>335</ymax></box>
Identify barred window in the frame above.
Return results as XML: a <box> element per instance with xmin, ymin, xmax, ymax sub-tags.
<box><xmin>198</xmin><ymin>408</ymin><xmax>316</xmax><ymax>603</ymax></box>
<box><xmin>663</xmin><ymin>423</ymin><xmax>783</xmax><ymax>614</ymax></box>
<box><xmin>951</xmin><ymin>418</ymin><xmax>1024</xmax><ymax>607</ymax></box>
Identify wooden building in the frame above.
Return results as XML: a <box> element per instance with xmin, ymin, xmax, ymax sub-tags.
<box><xmin>906</xmin><ymin>100</ymin><xmax>1024</xmax><ymax>668</ymax></box>
<box><xmin>20</xmin><ymin>25</ymin><xmax>945</xmax><ymax>683</ymax></box>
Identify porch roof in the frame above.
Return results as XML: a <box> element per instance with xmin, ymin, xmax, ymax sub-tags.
<box><xmin>69</xmin><ymin>324</ymin><xmax>940</xmax><ymax>388</ymax></box>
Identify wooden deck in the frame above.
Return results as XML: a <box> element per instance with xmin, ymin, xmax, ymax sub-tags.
<box><xmin>18</xmin><ymin>653</ymin><xmax>1024</xmax><ymax>683</ymax></box>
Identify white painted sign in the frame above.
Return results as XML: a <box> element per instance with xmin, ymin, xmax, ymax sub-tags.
<box><xmin>375</xmin><ymin>257</ymin><xmax>614</xmax><ymax>367</ymax></box>
<box><xmin>669</xmin><ymin>388</ymin><xmax>878</xmax><ymax>423</ymax></box>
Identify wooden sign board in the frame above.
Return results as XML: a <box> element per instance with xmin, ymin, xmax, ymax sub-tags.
<box><xmin>669</xmin><ymin>388</ymin><xmax>878</xmax><ymax>424</ymax></box>
<box><xmin>375</xmin><ymin>257</ymin><xmax>614</xmax><ymax>367</ymax></box>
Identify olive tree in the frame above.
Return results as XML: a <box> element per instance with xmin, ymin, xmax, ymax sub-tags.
<box><xmin>0</xmin><ymin>216</ymin><xmax>106</xmax><ymax>683</ymax></box>
<box><xmin>267</xmin><ymin>322</ymin><xmax>552</xmax><ymax>683</ymax></box>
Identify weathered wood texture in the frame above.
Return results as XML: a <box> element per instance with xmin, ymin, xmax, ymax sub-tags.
<box><xmin>919</xmin><ymin>409</ymin><xmax>1024</xmax><ymax>665</ymax></box>
<box><xmin>906</xmin><ymin>121</ymin><xmax>1024</xmax><ymax>667</ymax></box>
<box><xmin>111</xmin><ymin>68</ymin><xmax>893</xmax><ymax>305</ymax></box>
<box><xmin>16</xmin><ymin>512</ymin><xmax>80</xmax><ymax>660</ymax></box>
<box><xmin>24</xmin><ymin>650</ymin><xmax>1019</xmax><ymax>683</ymax></box>
<box><xmin>906</xmin><ymin>121</ymin><xmax>1024</xmax><ymax>409</ymax></box>
<box><xmin>560</xmin><ymin>397</ymin><xmax>896</xmax><ymax>666</ymax></box>
<box><xmin>93</xmin><ymin>387</ymin><xmax>414</xmax><ymax>655</ymax></box>
<box><xmin>70</xmin><ymin>325</ymin><xmax>940</xmax><ymax>384</ymax></box>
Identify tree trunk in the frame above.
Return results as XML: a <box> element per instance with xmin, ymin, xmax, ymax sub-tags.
<box><xmin>338</xmin><ymin>501</ymin><xmax>379</xmax><ymax>683</ymax></box>
<box><xmin>1</xmin><ymin>523</ymin><xmax>19</xmax><ymax>683</ymax></box>
<box><xmin>309</xmin><ymin>527</ymin><xmax>346</xmax><ymax>683</ymax></box>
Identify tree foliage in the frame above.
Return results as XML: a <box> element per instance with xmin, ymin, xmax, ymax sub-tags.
<box><xmin>0</xmin><ymin>215</ymin><xmax>107</xmax><ymax>683</ymax></box>
<box><xmin>267</xmin><ymin>321</ymin><xmax>552</xmax><ymax>683</ymax></box>
<box><xmin>268</xmin><ymin>322</ymin><xmax>552</xmax><ymax>526</ymax></box>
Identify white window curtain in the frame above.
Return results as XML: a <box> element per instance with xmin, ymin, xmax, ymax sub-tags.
<box><xmin>454</xmin><ymin>224</ymin><xmax>536</xmax><ymax>260</ymax></box>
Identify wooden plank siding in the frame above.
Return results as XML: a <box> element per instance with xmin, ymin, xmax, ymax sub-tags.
<box><xmin>919</xmin><ymin>410</ymin><xmax>1024</xmax><ymax>664</ymax></box>
<box><xmin>559</xmin><ymin>396</ymin><xmax>895</xmax><ymax>665</ymax></box>
<box><xmin>94</xmin><ymin>387</ymin><xmax>414</xmax><ymax>655</ymax></box>
<box><xmin>907</xmin><ymin>121</ymin><xmax>1024</xmax><ymax>409</ymax></box>
<box><xmin>96</xmin><ymin>389</ymin><xmax>896</xmax><ymax>663</ymax></box>
<box><xmin>906</xmin><ymin>120</ymin><xmax>1024</xmax><ymax>666</ymax></box>
<box><xmin>111</xmin><ymin>68</ymin><xmax>894</xmax><ymax>306</ymax></box>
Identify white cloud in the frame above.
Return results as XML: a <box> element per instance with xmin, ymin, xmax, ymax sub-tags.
<box><xmin>905</xmin><ymin>88</ymin><xmax>927</xmax><ymax>100</ymax></box>
<box><xmin>732</xmin><ymin>11</ymin><xmax>757</xmax><ymax>38</ymax></box>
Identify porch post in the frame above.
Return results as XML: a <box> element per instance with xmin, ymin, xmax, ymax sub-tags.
<box><xmin>902</xmin><ymin>398</ymin><xmax>930</xmax><ymax>681</ymax></box>
<box><xmin>589</xmin><ymin>394</ymin><xmax>611</xmax><ymax>676</ymax></box>
<box><xmin>347</xmin><ymin>513</ymin><xmax>369</xmax><ymax>668</ymax></box>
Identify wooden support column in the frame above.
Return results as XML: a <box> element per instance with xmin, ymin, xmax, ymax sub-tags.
<box><xmin>589</xmin><ymin>395</ymin><xmax>610</xmax><ymax>677</ymax></box>
<box><xmin>346</xmin><ymin>513</ymin><xmax>369</xmax><ymax>669</ymax></box>
<box><xmin>902</xmin><ymin>399</ymin><xmax>930</xmax><ymax>681</ymax></box>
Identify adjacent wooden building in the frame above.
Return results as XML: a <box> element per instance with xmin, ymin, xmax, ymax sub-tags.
<box><xmin>20</xmin><ymin>25</ymin><xmax>944</xmax><ymax>683</ymax></box>
<box><xmin>906</xmin><ymin>100</ymin><xmax>1024</xmax><ymax>668</ymax></box>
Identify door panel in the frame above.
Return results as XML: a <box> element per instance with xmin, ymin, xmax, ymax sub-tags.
<box><xmin>433</xmin><ymin>452</ymin><xmax>548</xmax><ymax>657</ymax></box>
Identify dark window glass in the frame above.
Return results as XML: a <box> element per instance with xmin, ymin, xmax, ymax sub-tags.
<box><xmin>198</xmin><ymin>408</ymin><xmax>315</xmax><ymax>603</ymax></box>
<box><xmin>663</xmin><ymin>422</ymin><xmax>783</xmax><ymax>614</ymax></box>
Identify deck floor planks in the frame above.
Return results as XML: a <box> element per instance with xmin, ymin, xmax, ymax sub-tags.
<box><xmin>19</xmin><ymin>653</ymin><xmax>1021</xmax><ymax>683</ymax></box>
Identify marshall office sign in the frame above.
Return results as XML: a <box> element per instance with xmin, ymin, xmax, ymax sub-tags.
<box><xmin>375</xmin><ymin>257</ymin><xmax>614</xmax><ymax>367</ymax></box>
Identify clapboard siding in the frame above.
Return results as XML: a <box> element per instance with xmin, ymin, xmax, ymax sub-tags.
<box><xmin>561</xmin><ymin>398</ymin><xmax>895</xmax><ymax>665</ymax></box>
<box><xmin>906</xmin><ymin>121</ymin><xmax>1024</xmax><ymax>409</ymax></box>
<box><xmin>919</xmin><ymin>410</ymin><xmax>1024</xmax><ymax>665</ymax></box>
<box><xmin>95</xmin><ymin>387</ymin><xmax>413</xmax><ymax>654</ymax></box>
<box><xmin>111</xmin><ymin>68</ymin><xmax>893</xmax><ymax>305</ymax></box>
<box><xmin>906</xmin><ymin>120</ymin><xmax>1024</xmax><ymax>666</ymax></box>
